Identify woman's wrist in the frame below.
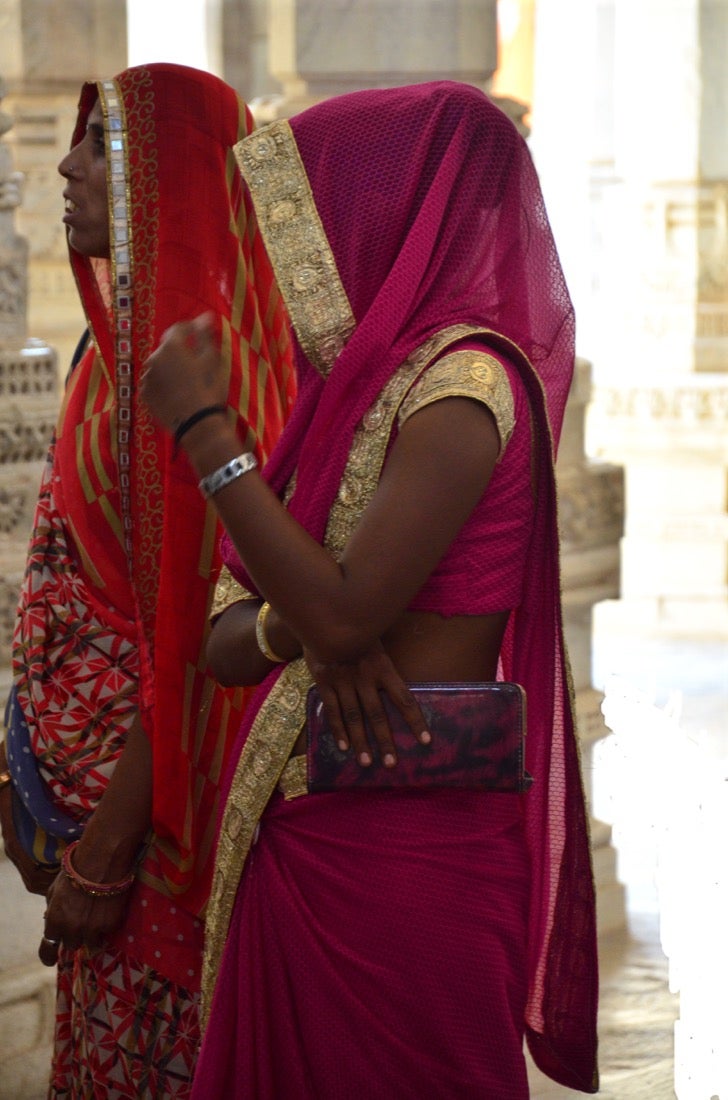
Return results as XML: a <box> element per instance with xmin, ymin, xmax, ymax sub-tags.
<box><xmin>179</xmin><ymin>417</ymin><xmax>245</xmax><ymax>478</ymax></box>
<box><xmin>70</xmin><ymin>830</ymin><xmax>144</xmax><ymax>884</ymax></box>
<box><xmin>61</xmin><ymin>840</ymin><xmax>135</xmax><ymax>898</ymax></box>
<box><xmin>263</xmin><ymin>604</ymin><xmax>303</xmax><ymax>663</ymax></box>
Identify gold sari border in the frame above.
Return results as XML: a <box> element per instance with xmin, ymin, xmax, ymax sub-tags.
<box><xmin>234</xmin><ymin>121</ymin><xmax>355</xmax><ymax>378</ymax></box>
<box><xmin>201</xmin><ymin>658</ymin><xmax>313</xmax><ymax>1025</ymax></box>
<box><xmin>278</xmin><ymin>754</ymin><xmax>308</xmax><ymax>800</ymax></box>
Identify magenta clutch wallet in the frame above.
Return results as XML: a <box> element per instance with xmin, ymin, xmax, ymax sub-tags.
<box><xmin>306</xmin><ymin>681</ymin><xmax>532</xmax><ymax>793</ymax></box>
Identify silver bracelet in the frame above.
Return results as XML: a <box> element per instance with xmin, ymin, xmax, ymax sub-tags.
<box><xmin>198</xmin><ymin>453</ymin><xmax>258</xmax><ymax>499</ymax></box>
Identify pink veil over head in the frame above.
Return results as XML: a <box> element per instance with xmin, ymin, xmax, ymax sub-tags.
<box><xmin>222</xmin><ymin>82</ymin><xmax>598</xmax><ymax>1092</ymax></box>
<box><xmin>258</xmin><ymin>82</ymin><xmax>573</xmax><ymax>524</ymax></box>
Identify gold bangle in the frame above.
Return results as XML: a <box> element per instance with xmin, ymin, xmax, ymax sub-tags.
<box><xmin>255</xmin><ymin>601</ymin><xmax>286</xmax><ymax>664</ymax></box>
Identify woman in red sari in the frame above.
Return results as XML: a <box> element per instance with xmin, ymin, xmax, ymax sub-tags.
<box><xmin>0</xmin><ymin>64</ymin><xmax>293</xmax><ymax>1096</ymax></box>
<box><xmin>142</xmin><ymin>81</ymin><xmax>598</xmax><ymax>1097</ymax></box>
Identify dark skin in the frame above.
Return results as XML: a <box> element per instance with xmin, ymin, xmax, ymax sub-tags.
<box><xmin>142</xmin><ymin>314</ymin><xmax>511</xmax><ymax>766</ymax></box>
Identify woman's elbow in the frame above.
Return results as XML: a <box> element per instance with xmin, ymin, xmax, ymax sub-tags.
<box><xmin>206</xmin><ymin>629</ymin><xmax>254</xmax><ymax>687</ymax></box>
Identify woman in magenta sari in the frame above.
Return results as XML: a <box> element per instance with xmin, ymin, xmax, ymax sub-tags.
<box><xmin>142</xmin><ymin>81</ymin><xmax>598</xmax><ymax>1097</ymax></box>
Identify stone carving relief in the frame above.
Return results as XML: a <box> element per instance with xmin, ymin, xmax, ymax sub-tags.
<box><xmin>0</xmin><ymin>252</ymin><xmax>26</xmax><ymax>325</ymax></box>
<box><xmin>558</xmin><ymin>465</ymin><xmax>624</xmax><ymax>550</ymax></box>
<box><xmin>0</xmin><ymin>74</ymin><xmax>57</xmax><ymax>672</ymax></box>
<box><xmin>597</xmin><ymin>383</ymin><xmax>728</xmax><ymax>423</ymax></box>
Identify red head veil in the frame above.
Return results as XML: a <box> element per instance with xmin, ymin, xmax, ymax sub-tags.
<box><xmin>60</xmin><ymin>63</ymin><xmax>295</xmax><ymax>913</ymax></box>
<box><xmin>226</xmin><ymin>81</ymin><xmax>597</xmax><ymax>1090</ymax></box>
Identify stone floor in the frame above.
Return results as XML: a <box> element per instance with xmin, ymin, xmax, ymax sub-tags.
<box><xmin>528</xmin><ymin>910</ymin><xmax>679</xmax><ymax>1099</ymax></box>
<box><xmin>552</xmin><ymin>627</ymin><xmax>728</xmax><ymax>1100</ymax></box>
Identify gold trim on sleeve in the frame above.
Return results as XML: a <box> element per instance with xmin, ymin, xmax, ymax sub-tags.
<box><xmin>234</xmin><ymin>121</ymin><xmax>356</xmax><ymax>379</ymax></box>
<box><xmin>397</xmin><ymin>351</ymin><xmax>516</xmax><ymax>460</ymax></box>
<box><xmin>210</xmin><ymin>564</ymin><xmax>256</xmax><ymax>622</ymax></box>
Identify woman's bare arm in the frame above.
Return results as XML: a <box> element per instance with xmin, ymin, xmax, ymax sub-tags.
<box><xmin>142</xmin><ymin>319</ymin><xmax>501</xmax><ymax>665</ymax></box>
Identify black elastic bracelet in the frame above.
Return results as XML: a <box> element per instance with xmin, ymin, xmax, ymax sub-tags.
<box><xmin>173</xmin><ymin>404</ymin><xmax>228</xmax><ymax>452</ymax></box>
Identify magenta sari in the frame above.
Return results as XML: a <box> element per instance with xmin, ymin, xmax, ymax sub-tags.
<box><xmin>195</xmin><ymin>82</ymin><xmax>598</xmax><ymax>1097</ymax></box>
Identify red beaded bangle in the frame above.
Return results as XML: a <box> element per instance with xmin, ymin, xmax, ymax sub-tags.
<box><xmin>61</xmin><ymin>840</ymin><xmax>135</xmax><ymax>898</ymax></box>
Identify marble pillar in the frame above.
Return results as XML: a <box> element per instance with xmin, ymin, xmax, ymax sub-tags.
<box><xmin>557</xmin><ymin>359</ymin><xmax>627</xmax><ymax>935</ymax></box>
<box><xmin>586</xmin><ymin>0</ymin><xmax>728</xmax><ymax>642</ymax></box>
<box><xmin>2</xmin><ymin>0</ymin><xmax>127</xmax><ymax>373</ymax></box>
<box><xmin>249</xmin><ymin>0</ymin><xmax>498</xmax><ymax>120</ymax></box>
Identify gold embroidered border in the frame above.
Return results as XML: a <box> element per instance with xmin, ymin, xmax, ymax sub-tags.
<box><xmin>210</xmin><ymin>564</ymin><xmax>256</xmax><ymax>622</ymax></box>
<box><xmin>201</xmin><ymin>657</ymin><xmax>312</xmax><ymax>1022</ymax></box>
<box><xmin>234</xmin><ymin>121</ymin><xmax>355</xmax><ymax>378</ymax></box>
<box><xmin>278</xmin><ymin>754</ymin><xmax>307</xmax><ymax>800</ymax></box>
<box><xmin>397</xmin><ymin>350</ymin><xmax>516</xmax><ymax>460</ymax></box>
<box><xmin>324</xmin><ymin>324</ymin><xmax>493</xmax><ymax>557</ymax></box>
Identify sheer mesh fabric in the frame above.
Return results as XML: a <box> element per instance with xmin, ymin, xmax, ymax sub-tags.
<box><xmin>218</xmin><ymin>81</ymin><xmax>598</xmax><ymax>1092</ymax></box>
<box><xmin>259</xmin><ymin>80</ymin><xmax>574</xmax><ymax>525</ymax></box>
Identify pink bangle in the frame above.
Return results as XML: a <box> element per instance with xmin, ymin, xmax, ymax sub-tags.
<box><xmin>61</xmin><ymin>840</ymin><xmax>135</xmax><ymax>898</ymax></box>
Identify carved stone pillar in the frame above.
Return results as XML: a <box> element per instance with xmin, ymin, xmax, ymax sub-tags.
<box><xmin>0</xmin><ymin>79</ymin><xmax>57</xmax><ymax>678</ymax></box>
<box><xmin>587</xmin><ymin>0</ymin><xmax>728</xmax><ymax>642</ymax></box>
<box><xmin>3</xmin><ymin>0</ymin><xmax>127</xmax><ymax>372</ymax></box>
<box><xmin>557</xmin><ymin>359</ymin><xmax>627</xmax><ymax>935</ymax></box>
<box><xmin>250</xmin><ymin>0</ymin><xmax>498</xmax><ymax>120</ymax></box>
<box><xmin>0</xmin><ymin>73</ymin><xmax>57</xmax><ymax>1100</ymax></box>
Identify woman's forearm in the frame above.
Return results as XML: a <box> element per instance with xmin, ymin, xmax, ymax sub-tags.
<box><xmin>142</xmin><ymin>320</ymin><xmax>500</xmax><ymax>664</ymax></box>
<box><xmin>71</xmin><ymin>715</ymin><xmax>152</xmax><ymax>882</ymax></box>
<box><xmin>207</xmin><ymin>599</ymin><xmax>303</xmax><ymax>685</ymax></box>
<box><xmin>182</xmin><ymin>421</ymin><xmax>370</xmax><ymax>661</ymax></box>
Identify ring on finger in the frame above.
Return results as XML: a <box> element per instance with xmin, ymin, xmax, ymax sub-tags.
<box><xmin>42</xmin><ymin>935</ymin><xmax>60</xmax><ymax>946</ymax></box>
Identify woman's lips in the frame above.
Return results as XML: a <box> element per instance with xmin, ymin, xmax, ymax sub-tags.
<box><xmin>62</xmin><ymin>196</ymin><xmax>79</xmax><ymax>224</ymax></box>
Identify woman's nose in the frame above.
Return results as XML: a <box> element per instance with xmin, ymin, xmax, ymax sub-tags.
<box><xmin>58</xmin><ymin>149</ymin><xmax>80</xmax><ymax>178</ymax></box>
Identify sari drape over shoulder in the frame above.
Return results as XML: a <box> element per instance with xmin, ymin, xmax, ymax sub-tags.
<box><xmin>11</xmin><ymin>63</ymin><xmax>294</xmax><ymax>1097</ymax></box>
<box><xmin>198</xmin><ymin>82</ymin><xmax>598</xmax><ymax>1097</ymax></box>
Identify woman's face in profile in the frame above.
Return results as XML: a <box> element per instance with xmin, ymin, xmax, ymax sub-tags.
<box><xmin>58</xmin><ymin>98</ymin><xmax>110</xmax><ymax>258</ymax></box>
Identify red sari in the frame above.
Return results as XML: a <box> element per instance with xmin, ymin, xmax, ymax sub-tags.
<box><xmin>197</xmin><ymin>82</ymin><xmax>598</xmax><ymax>1097</ymax></box>
<box><xmin>11</xmin><ymin>64</ymin><xmax>294</xmax><ymax>1097</ymax></box>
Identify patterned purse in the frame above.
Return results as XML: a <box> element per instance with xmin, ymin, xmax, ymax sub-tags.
<box><xmin>306</xmin><ymin>681</ymin><xmax>532</xmax><ymax>793</ymax></box>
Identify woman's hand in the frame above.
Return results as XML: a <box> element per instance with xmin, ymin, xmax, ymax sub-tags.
<box><xmin>304</xmin><ymin>641</ymin><xmax>430</xmax><ymax>767</ymax></box>
<box><xmin>38</xmin><ymin>857</ymin><xmax>131</xmax><ymax>967</ymax></box>
<box><xmin>35</xmin><ymin>716</ymin><xmax>152</xmax><ymax>965</ymax></box>
<box><xmin>141</xmin><ymin>313</ymin><xmax>228</xmax><ymax>435</ymax></box>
